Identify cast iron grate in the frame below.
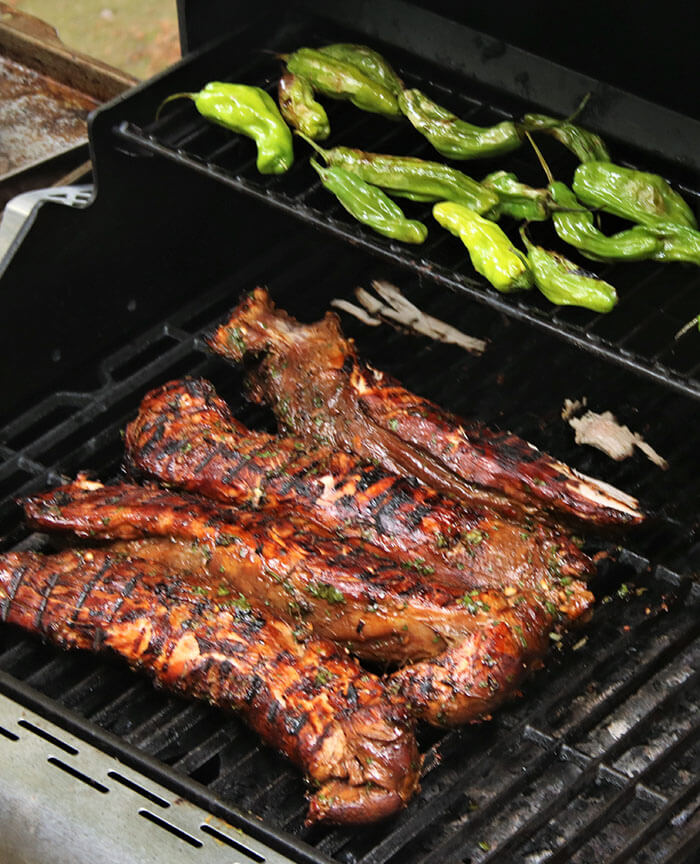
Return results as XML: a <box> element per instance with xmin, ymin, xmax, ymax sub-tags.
<box><xmin>108</xmin><ymin>18</ymin><xmax>700</xmax><ymax>399</ymax></box>
<box><xmin>1</xmin><ymin>228</ymin><xmax>699</xmax><ymax>862</ymax></box>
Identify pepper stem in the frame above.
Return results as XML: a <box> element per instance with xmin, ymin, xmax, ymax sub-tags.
<box><xmin>674</xmin><ymin>314</ymin><xmax>700</xmax><ymax>340</ymax></box>
<box><xmin>518</xmin><ymin>224</ymin><xmax>535</xmax><ymax>254</ymax></box>
<box><xmin>155</xmin><ymin>92</ymin><xmax>196</xmax><ymax>121</ymax></box>
<box><xmin>564</xmin><ymin>92</ymin><xmax>592</xmax><ymax>125</ymax></box>
<box><xmin>524</xmin><ymin>131</ymin><xmax>555</xmax><ymax>186</ymax></box>
<box><xmin>295</xmin><ymin>132</ymin><xmax>330</xmax><ymax>161</ymax></box>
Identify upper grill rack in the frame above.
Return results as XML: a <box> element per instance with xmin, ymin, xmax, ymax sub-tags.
<box><xmin>110</xmin><ymin>27</ymin><xmax>700</xmax><ymax>399</ymax></box>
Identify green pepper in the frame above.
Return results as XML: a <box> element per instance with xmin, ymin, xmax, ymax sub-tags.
<box><xmin>311</xmin><ymin>159</ymin><xmax>427</xmax><ymax>243</ymax></box>
<box><xmin>398</xmin><ymin>89</ymin><xmax>522</xmax><ymax>160</ymax></box>
<box><xmin>482</xmin><ymin>171</ymin><xmax>550</xmax><ymax>221</ymax></box>
<box><xmin>520</xmin><ymin>112</ymin><xmax>610</xmax><ymax>162</ymax></box>
<box><xmin>277</xmin><ymin>72</ymin><xmax>330</xmax><ymax>141</ymax></box>
<box><xmin>300</xmin><ymin>136</ymin><xmax>498</xmax><ymax>213</ymax></box>
<box><xmin>573</xmin><ymin>162</ymin><xmax>698</xmax><ymax>230</ymax></box>
<box><xmin>651</xmin><ymin>223</ymin><xmax>700</xmax><ymax>266</ymax></box>
<box><xmin>317</xmin><ymin>44</ymin><xmax>403</xmax><ymax>95</ymax></box>
<box><xmin>520</xmin><ymin>227</ymin><xmax>617</xmax><ymax>312</ymax></box>
<box><xmin>158</xmin><ymin>82</ymin><xmax>293</xmax><ymax>174</ymax></box>
<box><xmin>284</xmin><ymin>47</ymin><xmax>400</xmax><ymax>117</ymax></box>
<box><xmin>433</xmin><ymin>201</ymin><xmax>533</xmax><ymax>292</ymax></box>
<box><xmin>550</xmin><ymin>181</ymin><xmax>662</xmax><ymax>261</ymax></box>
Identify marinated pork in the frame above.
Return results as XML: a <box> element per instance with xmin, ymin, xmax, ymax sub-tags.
<box><xmin>0</xmin><ymin>548</ymin><xmax>420</xmax><ymax>824</ymax></box>
<box><xmin>124</xmin><ymin>377</ymin><xmax>595</xmax><ymax>602</ymax></box>
<box><xmin>207</xmin><ymin>288</ymin><xmax>645</xmax><ymax>530</ymax></box>
<box><xmin>22</xmin><ymin>479</ymin><xmax>587</xmax><ymax>725</ymax></box>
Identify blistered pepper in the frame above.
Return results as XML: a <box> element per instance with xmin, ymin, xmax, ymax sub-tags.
<box><xmin>520</xmin><ymin>112</ymin><xmax>610</xmax><ymax>162</ymax></box>
<box><xmin>301</xmin><ymin>136</ymin><xmax>498</xmax><ymax>213</ymax></box>
<box><xmin>573</xmin><ymin>162</ymin><xmax>697</xmax><ymax>230</ymax></box>
<box><xmin>278</xmin><ymin>72</ymin><xmax>330</xmax><ymax>141</ymax></box>
<box><xmin>284</xmin><ymin>47</ymin><xmax>400</xmax><ymax>117</ymax></box>
<box><xmin>398</xmin><ymin>89</ymin><xmax>522</xmax><ymax>160</ymax></box>
<box><xmin>311</xmin><ymin>159</ymin><xmax>427</xmax><ymax>243</ymax></box>
<box><xmin>158</xmin><ymin>82</ymin><xmax>293</xmax><ymax>174</ymax></box>
<box><xmin>651</xmin><ymin>224</ymin><xmax>700</xmax><ymax>266</ymax></box>
<box><xmin>482</xmin><ymin>171</ymin><xmax>550</xmax><ymax>222</ymax></box>
<box><xmin>433</xmin><ymin>202</ymin><xmax>533</xmax><ymax>293</ymax></box>
<box><xmin>520</xmin><ymin>228</ymin><xmax>617</xmax><ymax>312</ymax></box>
<box><xmin>550</xmin><ymin>182</ymin><xmax>662</xmax><ymax>261</ymax></box>
<box><xmin>317</xmin><ymin>44</ymin><xmax>403</xmax><ymax>95</ymax></box>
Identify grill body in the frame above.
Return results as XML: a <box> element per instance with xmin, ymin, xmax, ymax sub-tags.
<box><xmin>0</xmin><ymin>3</ymin><xmax>698</xmax><ymax>862</ymax></box>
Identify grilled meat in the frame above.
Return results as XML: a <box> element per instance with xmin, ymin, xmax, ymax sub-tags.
<box><xmin>22</xmin><ymin>480</ymin><xmax>581</xmax><ymax>725</ymax></box>
<box><xmin>124</xmin><ymin>378</ymin><xmax>595</xmax><ymax>603</ymax></box>
<box><xmin>207</xmin><ymin>288</ymin><xmax>645</xmax><ymax>530</ymax></box>
<box><xmin>0</xmin><ymin>547</ymin><xmax>420</xmax><ymax>824</ymax></box>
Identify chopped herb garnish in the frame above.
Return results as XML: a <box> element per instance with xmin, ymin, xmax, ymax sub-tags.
<box><xmin>216</xmin><ymin>533</ymin><xmax>239</xmax><ymax>546</ymax></box>
<box><xmin>230</xmin><ymin>594</ymin><xmax>251</xmax><ymax>612</ymax></box>
<box><xmin>227</xmin><ymin>327</ymin><xmax>247</xmax><ymax>354</ymax></box>
<box><xmin>513</xmin><ymin>624</ymin><xmax>528</xmax><ymax>648</ymax></box>
<box><xmin>306</xmin><ymin>582</ymin><xmax>346</xmax><ymax>604</ymax></box>
<box><xmin>315</xmin><ymin>668</ymin><xmax>333</xmax><ymax>686</ymax></box>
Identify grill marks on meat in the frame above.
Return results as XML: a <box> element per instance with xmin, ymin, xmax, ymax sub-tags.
<box><xmin>124</xmin><ymin>378</ymin><xmax>594</xmax><ymax>614</ymax></box>
<box><xmin>207</xmin><ymin>288</ymin><xmax>645</xmax><ymax>530</ymax></box>
<box><xmin>22</xmin><ymin>480</ymin><xmax>579</xmax><ymax>725</ymax></box>
<box><xmin>0</xmin><ymin>547</ymin><xmax>420</xmax><ymax>824</ymax></box>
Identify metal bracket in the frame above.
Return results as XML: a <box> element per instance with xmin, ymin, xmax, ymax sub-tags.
<box><xmin>0</xmin><ymin>693</ymin><xmax>294</xmax><ymax>864</ymax></box>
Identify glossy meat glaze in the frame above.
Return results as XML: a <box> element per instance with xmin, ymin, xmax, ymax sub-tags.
<box><xmin>21</xmin><ymin>479</ymin><xmax>585</xmax><ymax>725</ymax></box>
<box><xmin>208</xmin><ymin>288</ymin><xmax>645</xmax><ymax>530</ymax></box>
<box><xmin>124</xmin><ymin>377</ymin><xmax>594</xmax><ymax>612</ymax></box>
<box><xmin>0</xmin><ymin>547</ymin><xmax>420</xmax><ymax>824</ymax></box>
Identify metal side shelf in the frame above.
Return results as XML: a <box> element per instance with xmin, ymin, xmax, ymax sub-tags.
<box><xmin>0</xmin><ymin>690</ymin><xmax>305</xmax><ymax>864</ymax></box>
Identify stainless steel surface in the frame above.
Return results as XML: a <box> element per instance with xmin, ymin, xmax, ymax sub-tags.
<box><xmin>0</xmin><ymin>693</ymin><xmax>293</xmax><ymax>864</ymax></box>
<box><xmin>0</xmin><ymin>183</ymin><xmax>92</xmax><ymax>260</ymax></box>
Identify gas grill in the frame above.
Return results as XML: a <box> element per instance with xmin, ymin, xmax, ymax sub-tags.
<box><xmin>1</xmin><ymin>3</ymin><xmax>699</xmax><ymax>862</ymax></box>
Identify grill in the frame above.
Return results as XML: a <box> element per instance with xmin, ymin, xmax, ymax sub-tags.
<box><xmin>1</xmin><ymin>2</ymin><xmax>699</xmax><ymax>862</ymax></box>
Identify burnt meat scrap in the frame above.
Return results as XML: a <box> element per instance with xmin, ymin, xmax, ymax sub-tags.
<box><xmin>22</xmin><ymin>478</ymin><xmax>588</xmax><ymax>726</ymax></box>
<box><xmin>208</xmin><ymin>287</ymin><xmax>645</xmax><ymax>530</ymax></box>
<box><xmin>0</xmin><ymin>547</ymin><xmax>421</xmax><ymax>825</ymax></box>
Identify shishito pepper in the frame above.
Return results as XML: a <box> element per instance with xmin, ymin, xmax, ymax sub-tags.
<box><xmin>520</xmin><ymin>227</ymin><xmax>618</xmax><ymax>312</ymax></box>
<box><xmin>651</xmin><ymin>224</ymin><xmax>700</xmax><ymax>266</ymax></box>
<box><xmin>433</xmin><ymin>201</ymin><xmax>533</xmax><ymax>292</ymax></box>
<box><xmin>573</xmin><ymin>161</ymin><xmax>700</xmax><ymax>265</ymax></box>
<box><xmin>278</xmin><ymin>72</ymin><xmax>330</xmax><ymax>140</ymax></box>
<box><xmin>520</xmin><ymin>112</ymin><xmax>610</xmax><ymax>162</ymax></box>
<box><xmin>158</xmin><ymin>83</ymin><xmax>293</xmax><ymax>174</ymax></box>
<box><xmin>311</xmin><ymin>159</ymin><xmax>427</xmax><ymax>243</ymax></box>
<box><xmin>398</xmin><ymin>89</ymin><xmax>522</xmax><ymax>160</ymax></box>
<box><xmin>284</xmin><ymin>47</ymin><xmax>400</xmax><ymax>117</ymax></box>
<box><xmin>482</xmin><ymin>171</ymin><xmax>550</xmax><ymax>221</ymax></box>
<box><xmin>301</xmin><ymin>136</ymin><xmax>498</xmax><ymax>213</ymax></box>
<box><xmin>550</xmin><ymin>182</ymin><xmax>662</xmax><ymax>261</ymax></box>
<box><xmin>573</xmin><ymin>162</ymin><xmax>698</xmax><ymax>230</ymax></box>
<box><xmin>317</xmin><ymin>44</ymin><xmax>403</xmax><ymax>95</ymax></box>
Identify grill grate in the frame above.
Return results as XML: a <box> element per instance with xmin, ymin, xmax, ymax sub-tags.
<box><xmin>1</xmin><ymin>224</ymin><xmax>699</xmax><ymax>862</ymax></box>
<box><xmin>108</xmin><ymin>20</ymin><xmax>700</xmax><ymax>400</ymax></box>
